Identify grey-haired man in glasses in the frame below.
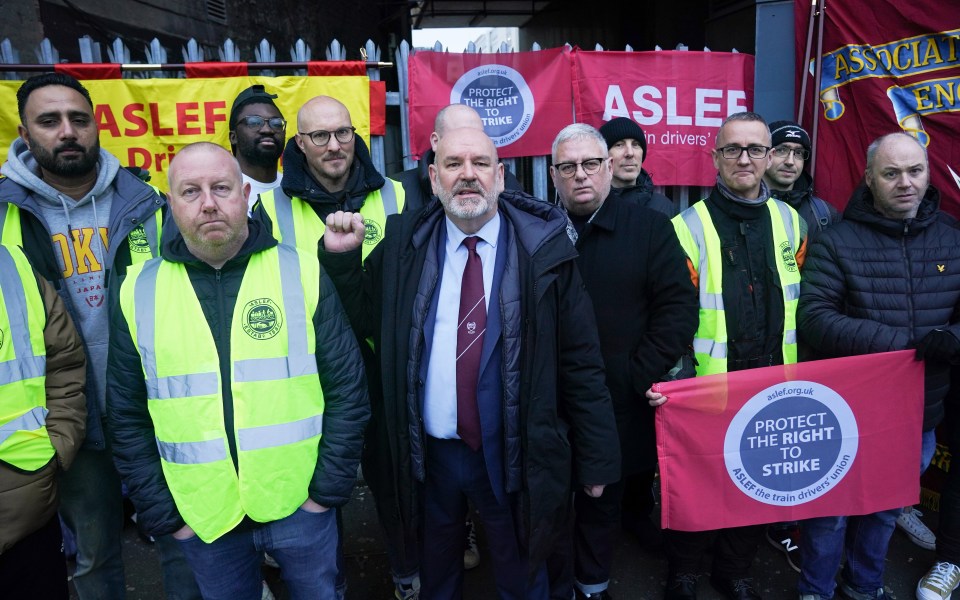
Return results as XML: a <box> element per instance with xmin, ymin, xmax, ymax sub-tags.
<box><xmin>763</xmin><ymin>120</ymin><xmax>840</xmax><ymax>245</ymax></box>
<box><xmin>229</xmin><ymin>85</ymin><xmax>287</xmax><ymax>206</ymax></box>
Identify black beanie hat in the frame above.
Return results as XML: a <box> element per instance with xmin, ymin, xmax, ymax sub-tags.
<box><xmin>229</xmin><ymin>85</ymin><xmax>280</xmax><ymax>130</ymax></box>
<box><xmin>769</xmin><ymin>120</ymin><xmax>811</xmax><ymax>152</ymax></box>
<box><xmin>599</xmin><ymin>117</ymin><xmax>648</xmax><ymax>158</ymax></box>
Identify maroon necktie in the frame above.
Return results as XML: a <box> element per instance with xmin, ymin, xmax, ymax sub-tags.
<box><xmin>456</xmin><ymin>236</ymin><xmax>486</xmax><ymax>451</ymax></box>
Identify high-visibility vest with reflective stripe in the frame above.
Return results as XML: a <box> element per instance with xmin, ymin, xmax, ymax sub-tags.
<box><xmin>120</xmin><ymin>245</ymin><xmax>323</xmax><ymax>542</ymax></box>
<box><xmin>672</xmin><ymin>198</ymin><xmax>801</xmax><ymax>376</ymax></box>
<box><xmin>0</xmin><ymin>244</ymin><xmax>51</xmax><ymax>472</ymax></box>
<box><xmin>0</xmin><ymin>203</ymin><xmax>162</xmax><ymax>265</ymax></box>
<box><xmin>259</xmin><ymin>179</ymin><xmax>404</xmax><ymax>260</ymax></box>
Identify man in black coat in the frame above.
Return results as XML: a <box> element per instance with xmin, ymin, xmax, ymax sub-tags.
<box><xmin>798</xmin><ymin>133</ymin><xmax>960</xmax><ymax>600</ymax></box>
<box><xmin>321</xmin><ymin>127</ymin><xmax>620</xmax><ymax>599</ymax></box>
<box><xmin>548</xmin><ymin>123</ymin><xmax>699</xmax><ymax>599</ymax></box>
<box><xmin>393</xmin><ymin>103</ymin><xmax>524</xmax><ymax>213</ymax></box>
<box><xmin>598</xmin><ymin>117</ymin><xmax>676</xmax><ymax>217</ymax></box>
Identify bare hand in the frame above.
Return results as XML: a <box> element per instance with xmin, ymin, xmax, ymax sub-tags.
<box><xmin>324</xmin><ymin>211</ymin><xmax>366</xmax><ymax>253</ymax></box>
<box><xmin>300</xmin><ymin>498</ymin><xmax>330</xmax><ymax>513</ymax></box>
<box><xmin>583</xmin><ymin>484</ymin><xmax>605</xmax><ymax>498</ymax></box>
<box><xmin>646</xmin><ymin>387</ymin><xmax>668</xmax><ymax>407</ymax></box>
<box><xmin>172</xmin><ymin>524</ymin><xmax>195</xmax><ymax>540</ymax></box>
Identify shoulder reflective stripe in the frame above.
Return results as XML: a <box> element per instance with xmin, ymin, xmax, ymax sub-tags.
<box><xmin>0</xmin><ymin>204</ymin><xmax>7</xmax><ymax>243</ymax></box>
<box><xmin>0</xmin><ymin>246</ymin><xmax>41</xmax><ymax>362</ymax></box>
<box><xmin>0</xmin><ymin>356</ymin><xmax>46</xmax><ymax>387</ymax></box>
<box><xmin>693</xmin><ymin>337</ymin><xmax>728</xmax><ymax>359</ymax></box>
<box><xmin>234</xmin><ymin>355</ymin><xmax>318</xmax><ymax>383</ymax></box>
<box><xmin>380</xmin><ymin>181</ymin><xmax>398</xmax><ymax>215</ymax></box>
<box><xmin>276</xmin><ymin>245</ymin><xmax>309</xmax><ymax>357</ymax></box>
<box><xmin>773</xmin><ymin>199</ymin><xmax>797</xmax><ymax>251</ymax></box>
<box><xmin>680</xmin><ymin>207</ymin><xmax>714</xmax><ymax>305</ymax></box>
<box><xmin>272</xmin><ymin>189</ymin><xmax>297</xmax><ymax>247</ymax></box>
<box><xmin>0</xmin><ymin>406</ymin><xmax>48</xmax><ymax>446</ymax></box>
<box><xmin>784</xmin><ymin>329</ymin><xmax>797</xmax><ymax>344</ymax></box>
<box><xmin>143</xmin><ymin>213</ymin><xmax>159</xmax><ymax>257</ymax></box>
<box><xmin>784</xmin><ymin>282</ymin><xmax>800</xmax><ymax>301</ymax></box>
<box><xmin>133</xmin><ymin>260</ymin><xmax>163</xmax><ymax>385</ymax></box>
<box><xmin>237</xmin><ymin>414</ymin><xmax>323</xmax><ymax>452</ymax></box>
<box><xmin>147</xmin><ymin>372</ymin><xmax>219</xmax><ymax>400</ymax></box>
<box><xmin>157</xmin><ymin>437</ymin><xmax>228</xmax><ymax>464</ymax></box>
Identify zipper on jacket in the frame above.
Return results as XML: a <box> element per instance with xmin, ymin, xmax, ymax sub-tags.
<box><xmin>902</xmin><ymin>223</ymin><xmax>916</xmax><ymax>339</ymax></box>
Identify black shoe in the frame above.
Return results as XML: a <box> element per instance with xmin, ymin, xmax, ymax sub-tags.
<box><xmin>765</xmin><ymin>525</ymin><xmax>802</xmax><ymax>573</ymax></box>
<box><xmin>575</xmin><ymin>590</ymin><xmax>612</xmax><ymax>600</ymax></box>
<box><xmin>665</xmin><ymin>573</ymin><xmax>698</xmax><ymax>600</ymax></box>
<box><xmin>709</xmin><ymin>576</ymin><xmax>761</xmax><ymax>600</ymax></box>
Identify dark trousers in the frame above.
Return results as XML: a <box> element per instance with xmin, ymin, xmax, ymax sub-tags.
<box><xmin>621</xmin><ymin>469</ymin><xmax>657</xmax><ymax>530</ymax></box>
<box><xmin>664</xmin><ymin>525</ymin><xmax>763</xmax><ymax>578</ymax></box>
<box><xmin>421</xmin><ymin>436</ymin><xmax>548</xmax><ymax>600</ymax></box>
<box><xmin>938</xmin><ymin>423</ymin><xmax>960</xmax><ymax>564</ymax></box>
<box><xmin>0</xmin><ymin>514</ymin><xmax>69</xmax><ymax>599</ymax></box>
<box><xmin>573</xmin><ymin>479</ymin><xmax>624</xmax><ymax>589</ymax></box>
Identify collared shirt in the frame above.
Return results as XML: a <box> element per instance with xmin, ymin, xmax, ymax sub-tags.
<box><xmin>424</xmin><ymin>212</ymin><xmax>501</xmax><ymax>439</ymax></box>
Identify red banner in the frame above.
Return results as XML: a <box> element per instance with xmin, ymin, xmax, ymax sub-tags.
<box><xmin>654</xmin><ymin>351</ymin><xmax>922</xmax><ymax>531</ymax></box>
<box><xmin>407</xmin><ymin>47</ymin><xmax>573</xmax><ymax>159</ymax></box>
<box><xmin>573</xmin><ymin>51</ymin><xmax>755</xmax><ymax>187</ymax></box>
<box><xmin>797</xmin><ymin>1</ymin><xmax>960</xmax><ymax>214</ymax></box>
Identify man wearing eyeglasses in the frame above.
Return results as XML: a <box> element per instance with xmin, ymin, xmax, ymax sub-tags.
<box><xmin>649</xmin><ymin>112</ymin><xmax>808</xmax><ymax>600</ymax></box>
<box><xmin>254</xmin><ymin>95</ymin><xmax>403</xmax><ymax>260</ymax></box>
<box><xmin>547</xmin><ymin>124</ymin><xmax>698</xmax><ymax>600</ymax></box>
<box><xmin>228</xmin><ymin>85</ymin><xmax>287</xmax><ymax>208</ymax></box>
<box><xmin>763</xmin><ymin>121</ymin><xmax>840</xmax><ymax>245</ymax></box>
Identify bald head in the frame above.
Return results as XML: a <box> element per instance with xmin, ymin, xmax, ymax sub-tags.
<box><xmin>168</xmin><ymin>142</ymin><xmax>242</xmax><ymax>187</ymax></box>
<box><xmin>431</xmin><ymin>104</ymin><xmax>485</xmax><ymax>151</ymax></box>
<box><xmin>295</xmin><ymin>95</ymin><xmax>356</xmax><ymax>192</ymax></box>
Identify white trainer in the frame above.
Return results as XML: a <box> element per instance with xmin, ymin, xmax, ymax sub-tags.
<box><xmin>898</xmin><ymin>508</ymin><xmax>937</xmax><ymax>551</ymax></box>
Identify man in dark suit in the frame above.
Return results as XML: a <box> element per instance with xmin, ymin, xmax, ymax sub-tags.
<box><xmin>320</xmin><ymin>127</ymin><xmax>620</xmax><ymax>599</ymax></box>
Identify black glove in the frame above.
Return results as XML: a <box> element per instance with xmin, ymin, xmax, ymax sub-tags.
<box><xmin>915</xmin><ymin>329</ymin><xmax>960</xmax><ymax>363</ymax></box>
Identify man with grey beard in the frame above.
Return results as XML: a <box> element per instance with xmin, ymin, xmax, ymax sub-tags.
<box><xmin>319</xmin><ymin>127</ymin><xmax>620</xmax><ymax>599</ymax></box>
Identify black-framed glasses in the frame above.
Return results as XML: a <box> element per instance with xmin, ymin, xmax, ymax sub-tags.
<box><xmin>770</xmin><ymin>146</ymin><xmax>811</xmax><ymax>160</ymax></box>
<box><xmin>553</xmin><ymin>157</ymin><xmax>606</xmax><ymax>178</ymax></box>
<box><xmin>298</xmin><ymin>126</ymin><xmax>356</xmax><ymax>147</ymax></box>
<box><xmin>237</xmin><ymin>116</ymin><xmax>286</xmax><ymax>131</ymax></box>
<box><xmin>717</xmin><ymin>145</ymin><xmax>771</xmax><ymax>160</ymax></box>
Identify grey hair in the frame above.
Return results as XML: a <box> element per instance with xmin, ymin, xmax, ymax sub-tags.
<box><xmin>551</xmin><ymin>123</ymin><xmax>608</xmax><ymax>163</ymax></box>
<box><xmin>716</xmin><ymin>111</ymin><xmax>771</xmax><ymax>146</ymax></box>
<box><xmin>865</xmin><ymin>132</ymin><xmax>928</xmax><ymax>174</ymax></box>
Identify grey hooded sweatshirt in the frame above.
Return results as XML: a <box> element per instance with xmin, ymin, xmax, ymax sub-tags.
<box><xmin>1</xmin><ymin>137</ymin><xmax>162</xmax><ymax>448</ymax></box>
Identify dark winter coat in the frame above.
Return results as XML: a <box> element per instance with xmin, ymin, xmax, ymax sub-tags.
<box><xmin>392</xmin><ymin>148</ymin><xmax>525</xmax><ymax>214</ymax></box>
<box><xmin>769</xmin><ymin>171</ymin><xmax>841</xmax><ymax>245</ymax></box>
<box><xmin>798</xmin><ymin>184</ymin><xmax>960</xmax><ymax>430</ymax></box>
<box><xmin>612</xmin><ymin>169</ymin><xmax>677</xmax><ymax>217</ymax></box>
<box><xmin>106</xmin><ymin>208</ymin><xmax>369</xmax><ymax>536</ymax></box>
<box><xmin>572</xmin><ymin>194</ymin><xmax>698</xmax><ymax>473</ymax></box>
<box><xmin>320</xmin><ymin>190</ymin><xmax>620</xmax><ymax>569</ymax></box>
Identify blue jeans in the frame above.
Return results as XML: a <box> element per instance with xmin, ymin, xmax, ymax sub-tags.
<box><xmin>177</xmin><ymin>507</ymin><xmax>339</xmax><ymax>600</ymax></box>
<box><xmin>154</xmin><ymin>534</ymin><xmax>203</xmax><ymax>600</ymax></box>
<box><xmin>58</xmin><ymin>447</ymin><xmax>126</xmax><ymax>600</ymax></box>
<box><xmin>798</xmin><ymin>430</ymin><xmax>936</xmax><ymax>598</ymax></box>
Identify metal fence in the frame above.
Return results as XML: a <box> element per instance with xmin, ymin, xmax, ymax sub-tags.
<box><xmin>0</xmin><ymin>34</ymin><xmax>711</xmax><ymax>210</ymax></box>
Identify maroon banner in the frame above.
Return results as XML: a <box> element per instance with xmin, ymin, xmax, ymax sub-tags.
<box><xmin>407</xmin><ymin>48</ymin><xmax>573</xmax><ymax>159</ymax></box>
<box><xmin>573</xmin><ymin>51</ymin><xmax>755</xmax><ymax>187</ymax></box>
<box><xmin>54</xmin><ymin>63</ymin><xmax>121</xmax><ymax>80</ymax></box>
<box><xmin>796</xmin><ymin>1</ymin><xmax>960</xmax><ymax>214</ymax></box>
<box><xmin>184</xmin><ymin>62</ymin><xmax>248</xmax><ymax>79</ymax></box>
<box><xmin>654</xmin><ymin>351</ymin><xmax>922</xmax><ymax>531</ymax></box>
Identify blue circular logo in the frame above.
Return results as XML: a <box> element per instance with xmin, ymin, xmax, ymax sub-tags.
<box><xmin>724</xmin><ymin>381</ymin><xmax>858</xmax><ymax>506</ymax></box>
<box><xmin>450</xmin><ymin>65</ymin><xmax>535</xmax><ymax>147</ymax></box>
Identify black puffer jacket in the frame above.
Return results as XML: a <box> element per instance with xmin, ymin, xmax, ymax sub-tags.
<box><xmin>107</xmin><ymin>208</ymin><xmax>369</xmax><ymax>536</ymax></box>
<box><xmin>320</xmin><ymin>190</ymin><xmax>620</xmax><ymax>570</ymax></box>
<box><xmin>612</xmin><ymin>169</ymin><xmax>677</xmax><ymax>217</ymax></box>
<box><xmin>798</xmin><ymin>184</ymin><xmax>960</xmax><ymax>430</ymax></box>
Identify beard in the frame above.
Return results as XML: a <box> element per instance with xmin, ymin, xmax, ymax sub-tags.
<box><xmin>437</xmin><ymin>180</ymin><xmax>498</xmax><ymax>220</ymax></box>
<box><xmin>30</xmin><ymin>139</ymin><xmax>100</xmax><ymax>178</ymax></box>
<box><xmin>237</xmin><ymin>135</ymin><xmax>284</xmax><ymax>168</ymax></box>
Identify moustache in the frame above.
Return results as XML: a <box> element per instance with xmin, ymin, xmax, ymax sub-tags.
<box><xmin>452</xmin><ymin>181</ymin><xmax>485</xmax><ymax>196</ymax></box>
<box><xmin>323</xmin><ymin>151</ymin><xmax>347</xmax><ymax>160</ymax></box>
<box><xmin>55</xmin><ymin>142</ymin><xmax>86</xmax><ymax>154</ymax></box>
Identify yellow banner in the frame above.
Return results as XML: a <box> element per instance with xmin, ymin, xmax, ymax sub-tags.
<box><xmin>0</xmin><ymin>75</ymin><xmax>370</xmax><ymax>192</ymax></box>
